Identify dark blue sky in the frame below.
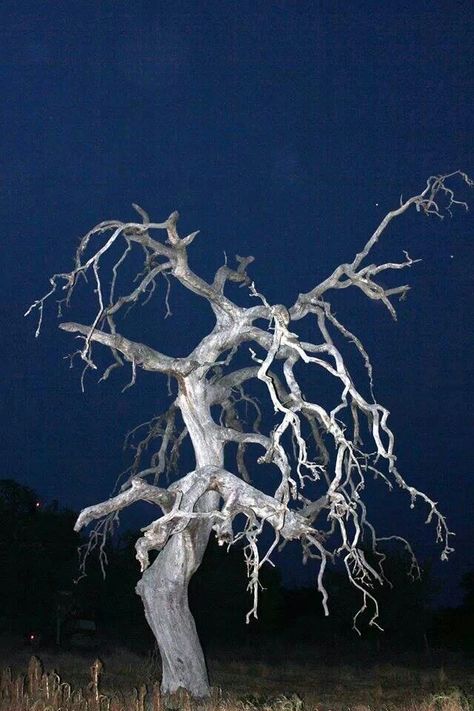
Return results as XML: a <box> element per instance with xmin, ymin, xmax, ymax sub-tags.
<box><xmin>1</xmin><ymin>1</ymin><xmax>473</xmax><ymax>602</ymax></box>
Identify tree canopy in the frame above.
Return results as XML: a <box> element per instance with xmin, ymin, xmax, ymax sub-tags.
<box><xmin>27</xmin><ymin>171</ymin><xmax>472</xmax><ymax>696</ymax></box>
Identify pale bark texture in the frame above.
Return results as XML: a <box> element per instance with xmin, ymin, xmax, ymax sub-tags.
<box><xmin>28</xmin><ymin>172</ymin><xmax>471</xmax><ymax>697</ymax></box>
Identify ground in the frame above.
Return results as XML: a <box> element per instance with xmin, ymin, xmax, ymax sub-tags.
<box><xmin>0</xmin><ymin>634</ymin><xmax>473</xmax><ymax>710</ymax></box>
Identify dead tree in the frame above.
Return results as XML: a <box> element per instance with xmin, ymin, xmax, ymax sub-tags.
<box><xmin>27</xmin><ymin>172</ymin><xmax>471</xmax><ymax>697</ymax></box>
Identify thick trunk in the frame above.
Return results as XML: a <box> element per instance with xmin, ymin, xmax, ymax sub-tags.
<box><xmin>136</xmin><ymin>377</ymin><xmax>222</xmax><ymax>697</ymax></box>
<box><xmin>136</xmin><ymin>502</ymin><xmax>216</xmax><ymax>697</ymax></box>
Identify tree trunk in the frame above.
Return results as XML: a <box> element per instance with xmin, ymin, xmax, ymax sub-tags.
<box><xmin>136</xmin><ymin>376</ymin><xmax>222</xmax><ymax>697</ymax></box>
<box><xmin>136</xmin><ymin>500</ymin><xmax>217</xmax><ymax>697</ymax></box>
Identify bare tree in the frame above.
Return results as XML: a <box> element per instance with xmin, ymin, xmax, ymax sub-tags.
<box><xmin>27</xmin><ymin>172</ymin><xmax>471</xmax><ymax>698</ymax></box>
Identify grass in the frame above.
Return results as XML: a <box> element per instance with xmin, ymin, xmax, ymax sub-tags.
<box><xmin>0</xmin><ymin>638</ymin><xmax>472</xmax><ymax>711</ymax></box>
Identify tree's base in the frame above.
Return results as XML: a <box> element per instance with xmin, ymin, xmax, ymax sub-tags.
<box><xmin>161</xmin><ymin>687</ymin><xmax>210</xmax><ymax>710</ymax></box>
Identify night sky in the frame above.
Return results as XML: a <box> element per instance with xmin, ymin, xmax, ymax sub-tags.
<box><xmin>1</xmin><ymin>2</ymin><xmax>473</xmax><ymax>604</ymax></box>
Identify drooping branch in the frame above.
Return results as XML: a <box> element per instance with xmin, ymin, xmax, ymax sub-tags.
<box><xmin>74</xmin><ymin>464</ymin><xmax>328</xmax><ymax>618</ymax></box>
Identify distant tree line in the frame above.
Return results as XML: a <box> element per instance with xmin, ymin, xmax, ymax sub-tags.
<box><xmin>0</xmin><ymin>480</ymin><xmax>472</xmax><ymax>656</ymax></box>
<box><xmin>0</xmin><ymin>480</ymin><xmax>79</xmax><ymax>637</ymax></box>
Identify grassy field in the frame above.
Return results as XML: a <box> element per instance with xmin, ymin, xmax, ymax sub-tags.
<box><xmin>0</xmin><ymin>638</ymin><xmax>472</xmax><ymax>710</ymax></box>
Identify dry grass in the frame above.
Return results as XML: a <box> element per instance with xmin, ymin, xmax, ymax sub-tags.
<box><xmin>207</xmin><ymin>653</ymin><xmax>473</xmax><ymax>710</ymax></box>
<box><xmin>0</xmin><ymin>642</ymin><xmax>472</xmax><ymax>711</ymax></box>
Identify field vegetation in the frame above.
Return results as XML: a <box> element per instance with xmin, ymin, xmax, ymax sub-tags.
<box><xmin>0</xmin><ymin>641</ymin><xmax>473</xmax><ymax>711</ymax></box>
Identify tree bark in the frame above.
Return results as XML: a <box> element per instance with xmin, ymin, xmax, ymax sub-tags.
<box><xmin>136</xmin><ymin>376</ymin><xmax>222</xmax><ymax>697</ymax></box>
